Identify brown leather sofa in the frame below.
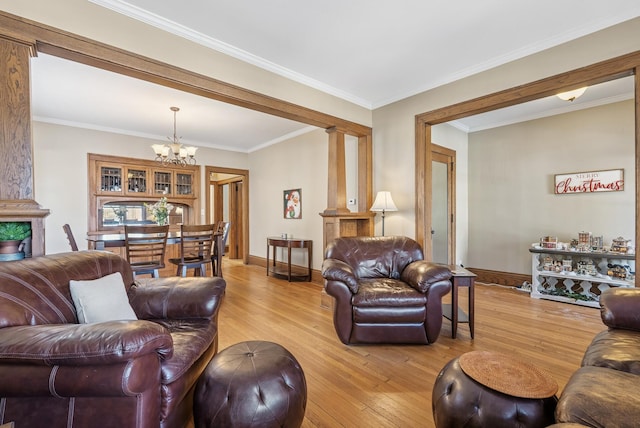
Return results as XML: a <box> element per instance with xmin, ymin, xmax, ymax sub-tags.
<box><xmin>0</xmin><ymin>251</ymin><xmax>226</xmax><ymax>428</ymax></box>
<box><xmin>321</xmin><ymin>236</ymin><xmax>452</xmax><ymax>344</ymax></box>
<box><xmin>555</xmin><ymin>287</ymin><xmax>640</xmax><ymax>426</ymax></box>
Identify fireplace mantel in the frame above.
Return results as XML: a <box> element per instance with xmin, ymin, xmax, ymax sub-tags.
<box><xmin>0</xmin><ymin>200</ymin><xmax>50</xmax><ymax>257</ymax></box>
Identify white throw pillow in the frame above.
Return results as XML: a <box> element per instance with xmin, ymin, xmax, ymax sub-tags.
<box><xmin>69</xmin><ymin>272</ymin><xmax>138</xmax><ymax>323</ymax></box>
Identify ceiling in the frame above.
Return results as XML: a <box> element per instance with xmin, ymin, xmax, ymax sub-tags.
<box><xmin>30</xmin><ymin>0</ymin><xmax>640</xmax><ymax>152</ymax></box>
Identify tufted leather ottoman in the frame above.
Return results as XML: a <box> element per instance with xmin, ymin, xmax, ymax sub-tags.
<box><xmin>432</xmin><ymin>351</ymin><xmax>558</xmax><ymax>428</ymax></box>
<box><xmin>194</xmin><ymin>340</ymin><xmax>307</xmax><ymax>428</ymax></box>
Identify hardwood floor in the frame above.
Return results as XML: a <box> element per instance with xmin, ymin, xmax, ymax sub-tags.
<box><xmin>217</xmin><ymin>259</ymin><xmax>604</xmax><ymax>428</ymax></box>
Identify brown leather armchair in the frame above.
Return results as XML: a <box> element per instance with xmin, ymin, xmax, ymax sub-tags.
<box><xmin>321</xmin><ymin>236</ymin><xmax>452</xmax><ymax>345</ymax></box>
<box><xmin>0</xmin><ymin>251</ymin><xmax>226</xmax><ymax>428</ymax></box>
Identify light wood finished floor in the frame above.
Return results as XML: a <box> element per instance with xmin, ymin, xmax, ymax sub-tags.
<box><xmin>217</xmin><ymin>260</ymin><xmax>604</xmax><ymax>428</ymax></box>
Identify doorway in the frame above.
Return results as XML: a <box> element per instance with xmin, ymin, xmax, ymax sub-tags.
<box><xmin>431</xmin><ymin>144</ymin><xmax>456</xmax><ymax>264</ymax></box>
<box><xmin>205</xmin><ymin>166</ymin><xmax>249</xmax><ymax>264</ymax></box>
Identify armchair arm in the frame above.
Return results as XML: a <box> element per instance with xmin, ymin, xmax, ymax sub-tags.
<box><xmin>401</xmin><ymin>261</ymin><xmax>452</xmax><ymax>293</ymax></box>
<box><xmin>600</xmin><ymin>288</ymin><xmax>640</xmax><ymax>331</ymax></box>
<box><xmin>322</xmin><ymin>258</ymin><xmax>359</xmax><ymax>293</ymax></box>
<box><xmin>0</xmin><ymin>321</ymin><xmax>173</xmax><ymax>365</ymax></box>
<box><xmin>129</xmin><ymin>276</ymin><xmax>226</xmax><ymax>320</ymax></box>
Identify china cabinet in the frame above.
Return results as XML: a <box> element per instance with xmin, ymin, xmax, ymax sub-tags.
<box><xmin>88</xmin><ymin>153</ymin><xmax>200</xmax><ymax>234</ymax></box>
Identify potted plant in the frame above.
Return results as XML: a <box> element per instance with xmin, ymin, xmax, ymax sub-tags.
<box><xmin>0</xmin><ymin>222</ymin><xmax>32</xmax><ymax>261</ymax></box>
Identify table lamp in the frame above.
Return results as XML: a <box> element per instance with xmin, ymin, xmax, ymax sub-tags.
<box><xmin>370</xmin><ymin>191</ymin><xmax>398</xmax><ymax>236</ymax></box>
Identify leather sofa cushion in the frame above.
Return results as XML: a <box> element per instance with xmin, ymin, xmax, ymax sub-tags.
<box><xmin>153</xmin><ymin>319</ymin><xmax>217</xmax><ymax>385</ymax></box>
<box><xmin>352</xmin><ymin>279</ymin><xmax>427</xmax><ymax>307</ymax></box>
<box><xmin>324</xmin><ymin>236</ymin><xmax>423</xmax><ymax>279</ymax></box>
<box><xmin>556</xmin><ymin>366</ymin><xmax>640</xmax><ymax>426</ymax></box>
<box><xmin>582</xmin><ymin>329</ymin><xmax>640</xmax><ymax>375</ymax></box>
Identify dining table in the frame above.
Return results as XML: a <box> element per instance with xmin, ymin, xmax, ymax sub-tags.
<box><xmin>87</xmin><ymin>230</ymin><xmax>223</xmax><ymax>276</ymax></box>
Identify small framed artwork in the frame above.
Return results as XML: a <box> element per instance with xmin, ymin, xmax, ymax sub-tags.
<box><xmin>284</xmin><ymin>188</ymin><xmax>302</xmax><ymax>219</ymax></box>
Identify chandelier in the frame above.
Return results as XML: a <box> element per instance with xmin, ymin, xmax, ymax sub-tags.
<box><xmin>151</xmin><ymin>106</ymin><xmax>197</xmax><ymax>167</ymax></box>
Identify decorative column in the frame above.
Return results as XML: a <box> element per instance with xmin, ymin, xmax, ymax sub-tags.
<box><xmin>320</xmin><ymin>127</ymin><xmax>374</xmax><ymax>251</ymax></box>
<box><xmin>324</xmin><ymin>127</ymin><xmax>350</xmax><ymax>215</ymax></box>
<box><xmin>0</xmin><ymin>35</ymin><xmax>50</xmax><ymax>257</ymax></box>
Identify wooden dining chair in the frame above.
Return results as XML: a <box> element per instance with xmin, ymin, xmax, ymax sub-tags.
<box><xmin>211</xmin><ymin>221</ymin><xmax>231</xmax><ymax>277</ymax></box>
<box><xmin>62</xmin><ymin>224</ymin><xmax>79</xmax><ymax>252</ymax></box>
<box><xmin>124</xmin><ymin>224</ymin><xmax>169</xmax><ymax>278</ymax></box>
<box><xmin>169</xmin><ymin>224</ymin><xmax>216</xmax><ymax>277</ymax></box>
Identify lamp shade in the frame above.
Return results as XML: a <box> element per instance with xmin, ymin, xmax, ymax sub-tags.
<box><xmin>370</xmin><ymin>191</ymin><xmax>398</xmax><ymax>212</ymax></box>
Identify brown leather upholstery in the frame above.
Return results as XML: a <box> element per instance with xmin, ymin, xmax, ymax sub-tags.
<box><xmin>555</xmin><ymin>287</ymin><xmax>640</xmax><ymax>426</ymax></box>
<box><xmin>321</xmin><ymin>236</ymin><xmax>452</xmax><ymax>344</ymax></box>
<box><xmin>194</xmin><ymin>341</ymin><xmax>307</xmax><ymax>427</ymax></box>
<box><xmin>432</xmin><ymin>357</ymin><xmax>557</xmax><ymax>428</ymax></box>
<box><xmin>0</xmin><ymin>251</ymin><xmax>226</xmax><ymax>428</ymax></box>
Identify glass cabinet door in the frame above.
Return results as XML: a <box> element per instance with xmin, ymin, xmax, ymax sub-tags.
<box><xmin>153</xmin><ymin>170</ymin><xmax>172</xmax><ymax>195</ymax></box>
<box><xmin>98</xmin><ymin>163</ymin><xmax>123</xmax><ymax>194</ymax></box>
<box><xmin>125</xmin><ymin>167</ymin><xmax>149</xmax><ymax>195</ymax></box>
<box><xmin>176</xmin><ymin>172</ymin><xmax>194</xmax><ymax>196</ymax></box>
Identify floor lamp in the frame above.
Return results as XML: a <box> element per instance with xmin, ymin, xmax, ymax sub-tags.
<box><xmin>370</xmin><ymin>191</ymin><xmax>398</xmax><ymax>236</ymax></box>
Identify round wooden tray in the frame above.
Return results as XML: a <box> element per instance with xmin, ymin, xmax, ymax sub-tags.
<box><xmin>459</xmin><ymin>350</ymin><xmax>558</xmax><ymax>399</ymax></box>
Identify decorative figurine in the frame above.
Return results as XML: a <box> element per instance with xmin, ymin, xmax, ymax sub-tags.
<box><xmin>611</xmin><ymin>237</ymin><xmax>632</xmax><ymax>253</ymax></box>
<box><xmin>607</xmin><ymin>263</ymin><xmax>631</xmax><ymax>279</ymax></box>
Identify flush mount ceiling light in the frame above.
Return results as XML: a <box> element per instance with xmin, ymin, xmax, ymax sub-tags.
<box><xmin>152</xmin><ymin>107</ymin><xmax>198</xmax><ymax>167</ymax></box>
<box><xmin>556</xmin><ymin>87</ymin><xmax>588</xmax><ymax>102</ymax></box>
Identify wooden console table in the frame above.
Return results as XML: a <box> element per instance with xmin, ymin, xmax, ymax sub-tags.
<box><xmin>266</xmin><ymin>236</ymin><xmax>312</xmax><ymax>281</ymax></box>
<box><xmin>442</xmin><ymin>266</ymin><xmax>476</xmax><ymax>339</ymax></box>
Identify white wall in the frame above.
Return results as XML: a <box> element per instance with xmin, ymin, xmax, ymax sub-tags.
<box><xmin>248</xmin><ymin>128</ymin><xmax>328</xmax><ymax>270</ymax></box>
<box><xmin>33</xmin><ymin>121</ymin><xmax>248</xmax><ymax>254</ymax></box>
<box><xmin>468</xmin><ymin>100</ymin><xmax>635</xmax><ymax>274</ymax></box>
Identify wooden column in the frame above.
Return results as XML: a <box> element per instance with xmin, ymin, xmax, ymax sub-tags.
<box><xmin>324</xmin><ymin>127</ymin><xmax>350</xmax><ymax>215</ymax></box>
<box><xmin>0</xmin><ymin>36</ymin><xmax>35</xmax><ymax>200</ymax></box>
<box><xmin>0</xmin><ymin>35</ymin><xmax>50</xmax><ymax>257</ymax></box>
<box><xmin>357</xmin><ymin>133</ymin><xmax>373</xmax><ymax>213</ymax></box>
<box><xmin>321</xmin><ymin>127</ymin><xmax>374</xmax><ymax>251</ymax></box>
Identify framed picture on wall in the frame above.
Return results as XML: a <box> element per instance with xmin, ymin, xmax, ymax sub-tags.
<box><xmin>284</xmin><ymin>189</ymin><xmax>302</xmax><ymax>219</ymax></box>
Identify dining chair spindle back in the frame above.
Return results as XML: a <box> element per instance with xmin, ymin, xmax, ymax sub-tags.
<box><xmin>62</xmin><ymin>224</ymin><xmax>79</xmax><ymax>252</ymax></box>
<box><xmin>211</xmin><ymin>221</ymin><xmax>230</xmax><ymax>277</ymax></box>
<box><xmin>169</xmin><ymin>224</ymin><xmax>216</xmax><ymax>277</ymax></box>
<box><xmin>124</xmin><ymin>225</ymin><xmax>170</xmax><ymax>278</ymax></box>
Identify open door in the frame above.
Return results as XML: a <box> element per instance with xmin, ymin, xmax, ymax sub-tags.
<box><xmin>431</xmin><ymin>144</ymin><xmax>456</xmax><ymax>264</ymax></box>
<box><xmin>205</xmin><ymin>166</ymin><xmax>249</xmax><ymax>264</ymax></box>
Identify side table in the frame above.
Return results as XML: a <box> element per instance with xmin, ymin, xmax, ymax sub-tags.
<box><xmin>266</xmin><ymin>236</ymin><xmax>312</xmax><ymax>281</ymax></box>
<box><xmin>442</xmin><ymin>266</ymin><xmax>476</xmax><ymax>339</ymax></box>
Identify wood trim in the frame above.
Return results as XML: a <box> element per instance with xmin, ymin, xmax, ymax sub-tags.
<box><xmin>324</xmin><ymin>127</ymin><xmax>349</xmax><ymax>215</ymax></box>
<box><xmin>467</xmin><ymin>267</ymin><xmax>531</xmax><ymax>288</ymax></box>
<box><xmin>636</xmin><ymin>67</ymin><xmax>640</xmax><ymax>260</ymax></box>
<box><xmin>416</xmin><ymin>52</ymin><xmax>640</xmax><ymax>125</ymax></box>
<box><xmin>0</xmin><ymin>37</ymin><xmax>34</xmax><ymax>201</ymax></box>
<box><xmin>357</xmin><ymin>134</ymin><xmax>373</xmax><ymax>213</ymax></box>
<box><xmin>0</xmin><ymin>11</ymin><xmax>372</xmax><ymax>138</ymax></box>
<box><xmin>415</xmin><ymin>50</ymin><xmax>640</xmax><ymax>269</ymax></box>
